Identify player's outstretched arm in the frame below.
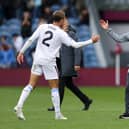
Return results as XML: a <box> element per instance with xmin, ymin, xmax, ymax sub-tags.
<box><xmin>71</xmin><ymin>34</ymin><xmax>100</xmax><ymax>48</ymax></box>
<box><xmin>17</xmin><ymin>52</ymin><xmax>24</xmax><ymax>64</ymax></box>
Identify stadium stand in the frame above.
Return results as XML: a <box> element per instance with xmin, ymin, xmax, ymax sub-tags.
<box><xmin>1</xmin><ymin>0</ymin><xmax>129</xmax><ymax>86</ymax></box>
<box><xmin>0</xmin><ymin>0</ymin><xmax>99</xmax><ymax>68</ymax></box>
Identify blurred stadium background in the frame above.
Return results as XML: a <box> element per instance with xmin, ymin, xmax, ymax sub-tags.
<box><xmin>1</xmin><ymin>0</ymin><xmax>129</xmax><ymax>129</ymax></box>
<box><xmin>0</xmin><ymin>0</ymin><xmax>129</xmax><ymax>86</ymax></box>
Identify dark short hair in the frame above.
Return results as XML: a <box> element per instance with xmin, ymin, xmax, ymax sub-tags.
<box><xmin>52</xmin><ymin>10</ymin><xmax>65</xmax><ymax>22</ymax></box>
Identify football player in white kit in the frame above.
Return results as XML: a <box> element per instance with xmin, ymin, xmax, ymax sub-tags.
<box><xmin>14</xmin><ymin>10</ymin><xmax>100</xmax><ymax>120</ymax></box>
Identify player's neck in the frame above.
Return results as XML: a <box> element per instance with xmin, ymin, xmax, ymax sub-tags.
<box><xmin>53</xmin><ymin>22</ymin><xmax>61</xmax><ymax>28</ymax></box>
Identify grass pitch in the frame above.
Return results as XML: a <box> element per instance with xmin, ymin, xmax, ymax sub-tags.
<box><xmin>0</xmin><ymin>86</ymin><xmax>129</xmax><ymax>129</ymax></box>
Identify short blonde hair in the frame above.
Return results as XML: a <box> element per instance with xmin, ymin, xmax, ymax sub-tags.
<box><xmin>52</xmin><ymin>10</ymin><xmax>65</xmax><ymax>22</ymax></box>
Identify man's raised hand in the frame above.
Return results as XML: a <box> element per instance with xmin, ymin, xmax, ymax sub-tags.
<box><xmin>99</xmin><ymin>19</ymin><xmax>109</xmax><ymax>30</ymax></box>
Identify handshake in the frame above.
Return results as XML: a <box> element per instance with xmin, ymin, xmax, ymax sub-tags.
<box><xmin>91</xmin><ymin>35</ymin><xmax>100</xmax><ymax>43</ymax></box>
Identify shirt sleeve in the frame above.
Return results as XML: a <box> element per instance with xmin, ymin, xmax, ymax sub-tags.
<box><xmin>60</xmin><ymin>30</ymin><xmax>93</xmax><ymax>48</ymax></box>
<box><xmin>20</xmin><ymin>25</ymin><xmax>41</xmax><ymax>53</ymax></box>
<box><xmin>107</xmin><ymin>28</ymin><xmax>129</xmax><ymax>43</ymax></box>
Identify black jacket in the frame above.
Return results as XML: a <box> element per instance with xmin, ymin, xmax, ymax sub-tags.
<box><xmin>58</xmin><ymin>25</ymin><xmax>82</xmax><ymax>77</ymax></box>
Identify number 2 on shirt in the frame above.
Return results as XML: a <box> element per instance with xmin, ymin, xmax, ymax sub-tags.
<box><xmin>42</xmin><ymin>31</ymin><xmax>53</xmax><ymax>47</ymax></box>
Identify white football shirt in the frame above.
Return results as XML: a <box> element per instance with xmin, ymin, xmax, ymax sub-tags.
<box><xmin>20</xmin><ymin>24</ymin><xmax>93</xmax><ymax>65</ymax></box>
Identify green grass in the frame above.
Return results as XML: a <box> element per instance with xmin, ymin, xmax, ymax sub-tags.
<box><xmin>0</xmin><ymin>86</ymin><xmax>129</xmax><ymax>129</ymax></box>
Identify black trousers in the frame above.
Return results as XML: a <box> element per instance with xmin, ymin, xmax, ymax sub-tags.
<box><xmin>59</xmin><ymin>76</ymin><xmax>91</xmax><ymax>106</ymax></box>
<box><xmin>125</xmin><ymin>73</ymin><xmax>129</xmax><ymax>112</ymax></box>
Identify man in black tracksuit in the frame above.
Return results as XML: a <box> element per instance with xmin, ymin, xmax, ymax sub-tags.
<box><xmin>48</xmin><ymin>25</ymin><xmax>92</xmax><ymax>111</ymax></box>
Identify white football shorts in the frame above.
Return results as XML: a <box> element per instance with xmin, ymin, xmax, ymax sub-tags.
<box><xmin>31</xmin><ymin>63</ymin><xmax>59</xmax><ymax>80</ymax></box>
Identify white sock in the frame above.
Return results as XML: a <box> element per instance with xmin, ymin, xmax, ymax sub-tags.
<box><xmin>51</xmin><ymin>88</ymin><xmax>60</xmax><ymax>114</ymax></box>
<box><xmin>16</xmin><ymin>84</ymin><xmax>33</xmax><ymax>108</ymax></box>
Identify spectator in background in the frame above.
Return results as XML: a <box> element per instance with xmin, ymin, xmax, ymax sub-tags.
<box><xmin>0</xmin><ymin>35</ymin><xmax>16</xmax><ymax>68</ymax></box>
<box><xmin>0</xmin><ymin>4</ymin><xmax>4</xmax><ymax>25</ymax></box>
<box><xmin>78</xmin><ymin>8</ymin><xmax>89</xmax><ymax>25</ymax></box>
<box><xmin>59</xmin><ymin>0</ymin><xmax>78</xmax><ymax>19</ymax></box>
<box><xmin>41</xmin><ymin>0</ymin><xmax>60</xmax><ymax>7</ymax></box>
<box><xmin>21</xmin><ymin>11</ymin><xmax>32</xmax><ymax>67</ymax></box>
<box><xmin>21</xmin><ymin>0</ymin><xmax>34</xmax><ymax>13</ymax></box>
<box><xmin>40</xmin><ymin>0</ymin><xmax>62</xmax><ymax>23</ymax></box>
<box><xmin>1</xmin><ymin>0</ymin><xmax>17</xmax><ymax>19</ymax></box>
<box><xmin>40</xmin><ymin>6</ymin><xmax>52</xmax><ymax>23</ymax></box>
<box><xmin>26</xmin><ymin>0</ymin><xmax>35</xmax><ymax>11</ymax></box>
<box><xmin>33</xmin><ymin>0</ymin><xmax>42</xmax><ymax>18</ymax></box>
<box><xmin>21</xmin><ymin>11</ymin><xmax>32</xmax><ymax>39</ymax></box>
